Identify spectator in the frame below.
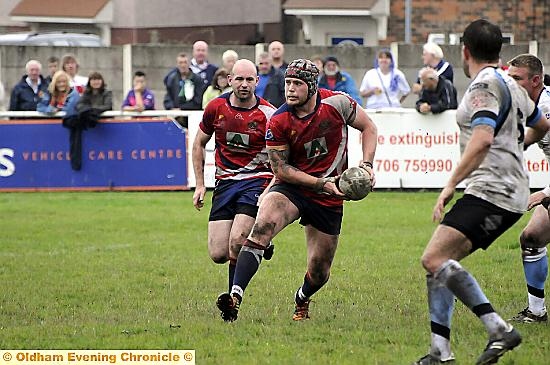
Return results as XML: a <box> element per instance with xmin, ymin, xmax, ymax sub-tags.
<box><xmin>202</xmin><ymin>68</ymin><xmax>231</xmax><ymax>109</ymax></box>
<box><xmin>190</xmin><ymin>40</ymin><xmax>218</xmax><ymax>87</ymax></box>
<box><xmin>44</xmin><ymin>56</ymin><xmax>59</xmax><ymax>86</ymax></box>
<box><xmin>318</xmin><ymin>55</ymin><xmax>361</xmax><ymax>104</ymax></box>
<box><xmin>163</xmin><ymin>52</ymin><xmax>206</xmax><ymax>111</ymax></box>
<box><xmin>77</xmin><ymin>71</ymin><xmax>113</xmax><ymax>129</ymax></box>
<box><xmin>122</xmin><ymin>71</ymin><xmax>155</xmax><ymax>111</ymax></box>
<box><xmin>9</xmin><ymin>59</ymin><xmax>49</xmax><ymax>111</ymax></box>
<box><xmin>415</xmin><ymin>67</ymin><xmax>457</xmax><ymax>114</ymax></box>
<box><xmin>222</xmin><ymin>49</ymin><xmax>239</xmax><ymax>73</ymax></box>
<box><xmin>311</xmin><ymin>54</ymin><xmax>325</xmax><ymax>79</ymax></box>
<box><xmin>359</xmin><ymin>49</ymin><xmax>411</xmax><ymax>109</ymax></box>
<box><xmin>61</xmin><ymin>54</ymin><xmax>88</xmax><ymax>95</ymax></box>
<box><xmin>412</xmin><ymin>42</ymin><xmax>454</xmax><ymax>94</ymax></box>
<box><xmin>256</xmin><ymin>52</ymin><xmax>285</xmax><ymax>107</ymax></box>
<box><xmin>37</xmin><ymin>70</ymin><xmax>81</xmax><ymax>170</ymax></box>
<box><xmin>268</xmin><ymin>40</ymin><xmax>288</xmax><ymax>72</ymax></box>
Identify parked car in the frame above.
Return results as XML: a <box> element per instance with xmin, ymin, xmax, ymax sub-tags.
<box><xmin>0</xmin><ymin>32</ymin><xmax>103</xmax><ymax>47</ymax></box>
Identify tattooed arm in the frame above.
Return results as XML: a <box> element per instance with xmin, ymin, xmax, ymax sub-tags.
<box><xmin>268</xmin><ymin>146</ymin><xmax>343</xmax><ymax>196</ymax></box>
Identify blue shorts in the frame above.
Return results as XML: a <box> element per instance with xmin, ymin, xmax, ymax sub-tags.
<box><xmin>209</xmin><ymin>178</ymin><xmax>271</xmax><ymax>221</ymax></box>
<box><xmin>270</xmin><ymin>182</ymin><xmax>343</xmax><ymax>235</ymax></box>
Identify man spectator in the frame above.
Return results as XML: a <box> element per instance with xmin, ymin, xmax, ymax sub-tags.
<box><xmin>221</xmin><ymin>49</ymin><xmax>239</xmax><ymax>73</ymax></box>
<box><xmin>318</xmin><ymin>56</ymin><xmax>361</xmax><ymax>104</ymax></box>
<box><xmin>413</xmin><ymin>42</ymin><xmax>454</xmax><ymax>94</ymax></box>
<box><xmin>9</xmin><ymin>60</ymin><xmax>49</xmax><ymax>111</ymax></box>
<box><xmin>268</xmin><ymin>41</ymin><xmax>288</xmax><ymax>72</ymax></box>
<box><xmin>415</xmin><ymin>67</ymin><xmax>457</xmax><ymax>114</ymax></box>
<box><xmin>163</xmin><ymin>52</ymin><xmax>205</xmax><ymax>111</ymax></box>
<box><xmin>190</xmin><ymin>40</ymin><xmax>218</xmax><ymax>87</ymax></box>
<box><xmin>256</xmin><ymin>52</ymin><xmax>285</xmax><ymax>107</ymax></box>
<box><xmin>44</xmin><ymin>56</ymin><xmax>59</xmax><ymax>86</ymax></box>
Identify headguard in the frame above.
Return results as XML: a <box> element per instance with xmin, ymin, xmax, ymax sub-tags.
<box><xmin>284</xmin><ymin>59</ymin><xmax>320</xmax><ymax>99</ymax></box>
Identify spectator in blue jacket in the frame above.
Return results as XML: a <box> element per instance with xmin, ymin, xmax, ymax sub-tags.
<box><xmin>318</xmin><ymin>56</ymin><xmax>361</xmax><ymax>104</ymax></box>
<box><xmin>9</xmin><ymin>60</ymin><xmax>49</xmax><ymax>111</ymax></box>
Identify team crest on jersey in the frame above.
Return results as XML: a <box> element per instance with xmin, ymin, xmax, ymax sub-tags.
<box><xmin>545</xmin><ymin>113</ymin><xmax>550</xmax><ymax>120</ymax></box>
<box><xmin>247</xmin><ymin>121</ymin><xmax>258</xmax><ymax>130</ymax></box>
<box><xmin>226</xmin><ymin>132</ymin><xmax>250</xmax><ymax>148</ymax></box>
<box><xmin>304</xmin><ymin>137</ymin><xmax>328</xmax><ymax>159</ymax></box>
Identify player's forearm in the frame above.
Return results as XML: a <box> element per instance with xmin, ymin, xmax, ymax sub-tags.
<box><xmin>360</xmin><ymin>125</ymin><xmax>377</xmax><ymax>165</ymax></box>
<box><xmin>191</xmin><ymin>144</ymin><xmax>206</xmax><ymax>187</ymax></box>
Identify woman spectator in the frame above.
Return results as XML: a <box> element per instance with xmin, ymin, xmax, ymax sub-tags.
<box><xmin>202</xmin><ymin>68</ymin><xmax>231</xmax><ymax>108</ymax></box>
<box><xmin>37</xmin><ymin>70</ymin><xmax>83</xmax><ymax>170</ymax></box>
<box><xmin>77</xmin><ymin>71</ymin><xmax>113</xmax><ymax>128</ymax></box>
<box><xmin>359</xmin><ymin>49</ymin><xmax>410</xmax><ymax>109</ymax></box>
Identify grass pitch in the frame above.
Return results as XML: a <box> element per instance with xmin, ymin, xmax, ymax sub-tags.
<box><xmin>1</xmin><ymin>191</ymin><xmax>549</xmax><ymax>364</ymax></box>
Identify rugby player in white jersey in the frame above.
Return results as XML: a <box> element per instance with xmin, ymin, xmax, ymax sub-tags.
<box><xmin>413</xmin><ymin>20</ymin><xmax>549</xmax><ymax>365</ymax></box>
<box><xmin>507</xmin><ymin>54</ymin><xmax>550</xmax><ymax>323</ymax></box>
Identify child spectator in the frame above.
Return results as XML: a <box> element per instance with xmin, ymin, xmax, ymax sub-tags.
<box><xmin>122</xmin><ymin>71</ymin><xmax>155</xmax><ymax>111</ymax></box>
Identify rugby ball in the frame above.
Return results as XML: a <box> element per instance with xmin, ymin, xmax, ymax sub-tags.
<box><xmin>338</xmin><ymin>166</ymin><xmax>371</xmax><ymax>201</ymax></box>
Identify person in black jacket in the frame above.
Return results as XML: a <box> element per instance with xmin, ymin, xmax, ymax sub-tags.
<box><xmin>9</xmin><ymin>60</ymin><xmax>49</xmax><ymax>111</ymax></box>
<box><xmin>255</xmin><ymin>52</ymin><xmax>285</xmax><ymax>107</ymax></box>
<box><xmin>415</xmin><ymin>67</ymin><xmax>457</xmax><ymax>114</ymax></box>
<box><xmin>163</xmin><ymin>52</ymin><xmax>206</xmax><ymax>111</ymax></box>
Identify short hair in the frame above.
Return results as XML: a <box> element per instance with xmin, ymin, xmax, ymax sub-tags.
<box><xmin>47</xmin><ymin>56</ymin><xmax>59</xmax><ymax>64</ymax></box>
<box><xmin>134</xmin><ymin>71</ymin><xmax>146</xmax><ymax>78</ymax></box>
<box><xmin>25</xmin><ymin>59</ymin><xmax>41</xmax><ymax>72</ymax></box>
<box><xmin>222</xmin><ymin>49</ymin><xmax>238</xmax><ymax>62</ymax></box>
<box><xmin>508</xmin><ymin>54</ymin><xmax>543</xmax><ymax>78</ymax></box>
<box><xmin>463</xmin><ymin>19</ymin><xmax>502</xmax><ymax>63</ymax></box>
<box><xmin>256</xmin><ymin>51</ymin><xmax>271</xmax><ymax>63</ymax></box>
<box><xmin>423</xmin><ymin>42</ymin><xmax>444</xmax><ymax>59</ymax></box>
<box><xmin>177</xmin><ymin>52</ymin><xmax>188</xmax><ymax>59</ymax></box>
<box><xmin>419</xmin><ymin>67</ymin><xmax>439</xmax><ymax>80</ymax></box>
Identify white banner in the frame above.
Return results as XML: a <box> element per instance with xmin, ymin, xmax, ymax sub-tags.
<box><xmin>187</xmin><ymin>108</ymin><xmax>549</xmax><ymax>189</ymax></box>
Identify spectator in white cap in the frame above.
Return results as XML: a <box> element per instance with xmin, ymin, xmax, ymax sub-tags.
<box><xmin>413</xmin><ymin>42</ymin><xmax>454</xmax><ymax>94</ymax></box>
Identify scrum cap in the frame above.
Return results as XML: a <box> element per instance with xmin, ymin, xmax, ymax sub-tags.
<box><xmin>285</xmin><ymin>59</ymin><xmax>320</xmax><ymax>99</ymax></box>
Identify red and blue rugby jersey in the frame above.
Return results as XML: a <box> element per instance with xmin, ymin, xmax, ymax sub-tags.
<box><xmin>266</xmin><ymin>89</ymin><xmax>358</xmax><ymax>207</ymax></box>
<box><xmin>200</xmin><ymin>93</ymin><xmax>276</xmax><ymax>181</ymax></box>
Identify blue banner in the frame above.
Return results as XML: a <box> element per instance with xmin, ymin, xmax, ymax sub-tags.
<box><xmin>0</xmin><ymin>119</ymin><xmax>188</xmax><ymax>191</ymax></box>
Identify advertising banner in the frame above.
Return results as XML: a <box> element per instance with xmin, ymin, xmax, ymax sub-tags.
<box><xmin>0</xmin><ymin>118</ymin><xmax>188</xmax><ymax>191</ymax></box>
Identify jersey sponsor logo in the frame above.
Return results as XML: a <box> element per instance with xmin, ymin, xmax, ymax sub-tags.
<box><xmin>226</xmin><ymin>132</ymin><xmax>250</xmax><ymax>149</ymax></box>
<box><xmin>468</xmin><ymin>82</ymin><xmax>489</xmax><ymax>92</ymax></box>
<box><xmin>304</xmin><ymin>137</ymin><xmax>328</xmax><ymax>159</ymax></box>
<box><xmin>265</xmin><ymin>128</ymin><xmax>274</xmax><ymax>141</ymax></box>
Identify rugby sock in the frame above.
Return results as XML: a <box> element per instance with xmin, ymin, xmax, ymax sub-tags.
<box><xmin>295</xmin><ymin>272</ymin><xmax>327</xmax><ymax>305</ymax></box>
<box><xmin>523</xmin><ymin>250</ymin><xmax>548</xmax><ymax>315</ymax></box>
<box><xmin>427</xmin><ymin>274</ymin><xmax>454</xmax><ymax>360</ymax></box>
<box><xmin>228</xmin><ymin>259</ymin><xmax>236</xmax><ymax>293</ymax></box>
<box><xmin>436</xmin><ymin>260</ymin><xmax>510</xmax><ymax>339</ymax></box>
<box><xmin>231</xmin><ymin>239</ymin><xmax>264</xmax><ymax>301</ymax></box>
